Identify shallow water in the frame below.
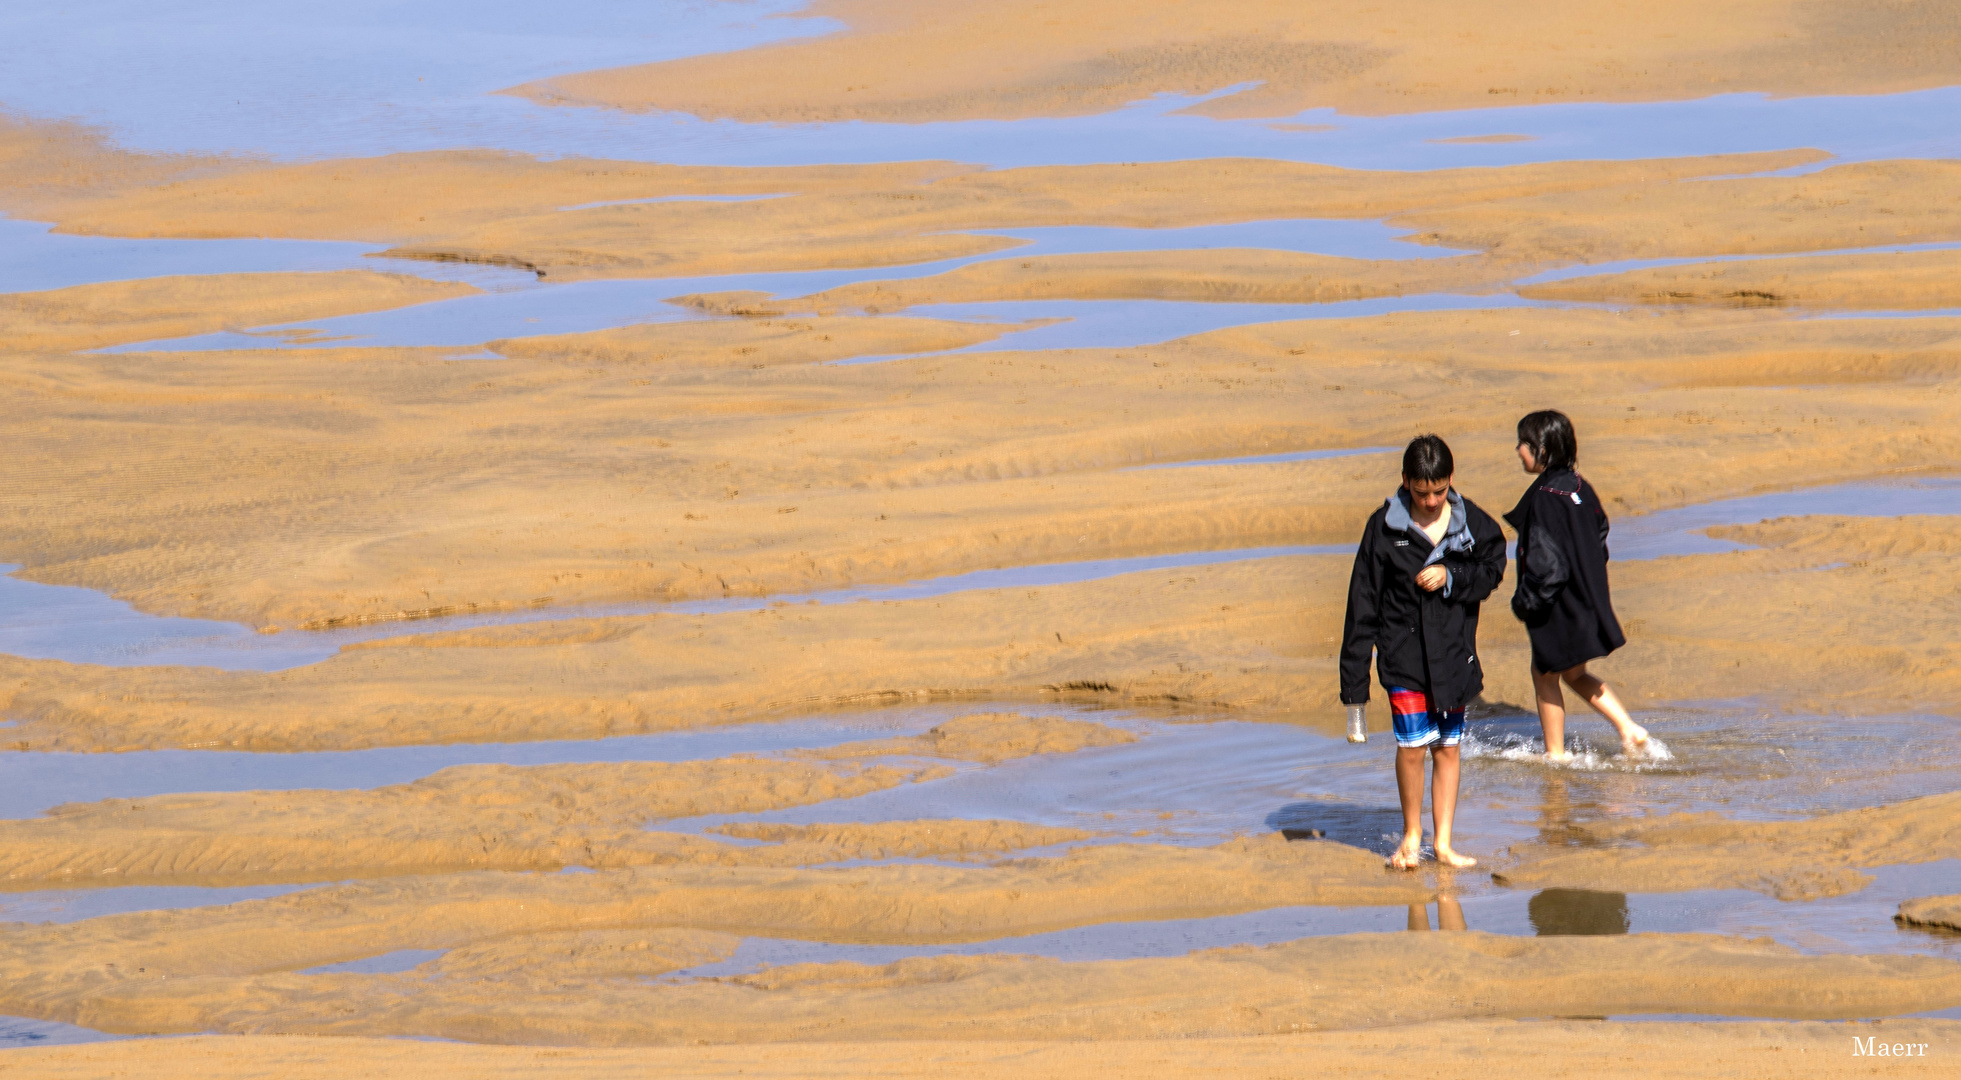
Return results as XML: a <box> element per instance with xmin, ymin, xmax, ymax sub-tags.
<box><xmin>0</xmin><ymin>706</ymin><xmax>983</xmax><ymax>821</ymax></box>
<box><xmin>0</xmin><ymin>1014</ymin><xmax>129</xmax><ymax>1047</ymax></box>
<box><xmin>0</xmin><ymin>883</ymin><xmax>319</xmax><ymax>926</ymax></box>
<box><xmin>1609</xmin><ymin>475</ymin><xmax>1961</xmax><ymax>560</ymax></box>
<box><xmin>0</xmin><ymin>546</ymin><xmax>1345</xmax><ymax>671</ymax></box>
<box><xmin>668</xmin><ymin>708</ymin><xmax>1961</xmax><ymax>852</ymax></box>
<box><xmin>299</xmin><ymin>949</ymin><xmax>446</xmax><ymax>976</ymax></box>
<box><xmin>0</xmin><ymin>216</ymin><xmax>533</xmax><ymax>294</ymax></box>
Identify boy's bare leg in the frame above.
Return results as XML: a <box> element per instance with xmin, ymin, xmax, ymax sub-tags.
<box><xmin>1560</xmin><ymin>665</ymin><xmax>1650</xmax><ymax>754</ymax></box>
<box><xmin>1436</xmin><ymin>896</ymin><xmax>1467</xmax><ymax>931</ymax></box>
<box><xmin>1391</xmin><ymin>745</ymin><xmax>1427</xmax><ymax>869</ymax></box>
<box><xmin>1532</xmin><ymin>667</ymin><xmax>1571</xmax><ymax>761</ymax></box>
<box><xmin>1429</xmin><ymin>744</ymin><xmax>1477</xmax><ymax>867</ymax></box>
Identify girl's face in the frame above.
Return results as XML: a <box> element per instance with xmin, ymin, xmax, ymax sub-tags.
<box><xmin>1517</xmin><ymin>441</ymin><xmax>1543</xmax><ymax>474</ymax></box>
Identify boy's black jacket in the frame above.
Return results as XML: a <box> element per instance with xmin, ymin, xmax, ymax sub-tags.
<box><xmin>1339</xmin><ymin>490</ymin><xmax>1508</xmax><ymax>709</ymax></box>
<box><xmin>1503</xmin><ymin>468</ymin><xmax>1627</xmax><ymax>673</ymax></box>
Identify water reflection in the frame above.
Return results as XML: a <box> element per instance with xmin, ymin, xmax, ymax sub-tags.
<box><xmin>1528</xmin><ymin>889</ymin><xmax>1631</xmax><ymax>936</ymax></box>
<box><xmin>1406</xmin><ymin>898</ymin><xmax>1467</xmax><ymax>932</ymax></box>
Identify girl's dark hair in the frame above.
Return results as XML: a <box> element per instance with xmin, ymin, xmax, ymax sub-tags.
<box><xmin>1401</xmin><ymin>434</ymin><xmax>1454</xmax><ymax>483</ymax></box>
<box><xmin>1517</xmin><ymin>410</ymin><xmax>1577</xmax><ymax>472</ymax></box>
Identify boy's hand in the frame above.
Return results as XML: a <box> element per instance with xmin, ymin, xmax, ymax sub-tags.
<box><xmin>1415</xmin><ymin>565</ymin><xmax>1447</xmax><ymax>592</ymax></box>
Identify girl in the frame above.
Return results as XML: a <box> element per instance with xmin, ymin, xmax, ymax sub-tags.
<box><xmin>1505</xmin><ymin>410</ymin><xmax>1651</xmax><ymax>760</ymax></box>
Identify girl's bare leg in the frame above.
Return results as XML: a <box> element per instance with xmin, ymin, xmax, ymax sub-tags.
<box><xmin>1560</xmin><ymin>665</ymin><xmax>1650</xmax><ymax>753</ymax></box>
<box><xmin>1532</xmin><ymin>667</ymin><xmax>1571</xmax><ymax>761</ymax></box>
<box><xmin>1406</xmin><ymin>904</ymin><xmax>1432</xmax><ymax>931</ymax></box>
<box><xmin>1436</xmin><ymin>897</ymin><xmax>1468</xmax><ymax>931</ymax></box>
<box><xmin>1429</xmin><ymin>744</ymin><xmax>1476</xmax><ymax>867</ymax></box>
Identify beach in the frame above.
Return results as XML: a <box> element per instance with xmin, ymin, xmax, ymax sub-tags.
<box><xmin>2</xmin><ymin>1</ymin><xmax>1960</xmax><ymax>1074</ymax></box>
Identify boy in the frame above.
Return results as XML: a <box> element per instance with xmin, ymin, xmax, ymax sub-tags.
<box><xmin>1339</xmin><ymin>435</ymin><xmax>1507</xmax><ymax>869</ymax></box>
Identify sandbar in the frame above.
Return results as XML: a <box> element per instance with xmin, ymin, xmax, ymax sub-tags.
<box><xmin>505</xmin><ymin>0</ymin><xmax>1961</xmax><ymax>122</ymax></box>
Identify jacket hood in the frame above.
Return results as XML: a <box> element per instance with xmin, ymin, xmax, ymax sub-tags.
<box><xmin>1386</xmin><ymin>487</ymin><xmax>1474</xmax><ymax>562</ymax></box>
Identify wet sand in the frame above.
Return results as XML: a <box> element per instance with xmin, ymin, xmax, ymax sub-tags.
<box><xmin>1</xmin><ymin>272</ymin><xmax>478</xmax><ymax>352</ymax></box>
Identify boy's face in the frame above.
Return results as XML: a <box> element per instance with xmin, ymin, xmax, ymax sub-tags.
<box><xmin>1404</xmin><ymin>474</ymin><xmax>1452</xmax><ymax>516</ymax></box>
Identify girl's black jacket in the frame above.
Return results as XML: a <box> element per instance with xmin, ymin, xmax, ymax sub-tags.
<box><xmin>1503</xmin><ymin>468</ymin><xmax>1626</xmax><ymax>673</ymax></box>
<box><xmin>1339</xmin><ymin>488</ymin><xmax>1508</xmax><ymax>710</ymax></box>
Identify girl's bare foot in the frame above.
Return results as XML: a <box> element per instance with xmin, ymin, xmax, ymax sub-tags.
<box><xmin>1621</xmin><ymin>725</ymin><xmax>1651</xmax><ymax>757</ymax></box>
<box><xmin>1435</xmin><ymin>845</ymin><xmax>1478</xmax><ymax>869</ymax></box>
<box><xmin>1388</xmin><ymin>838</ymin><xmax>1423</xmax><ymax>870</ymax></box>
<box><xmin>1545</xmin><ymin>749</ymin><xmax>1574</xmax><ymax>764</ymax></box>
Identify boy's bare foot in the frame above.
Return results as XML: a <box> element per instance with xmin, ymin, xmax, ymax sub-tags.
<box><xmin>1435</xmin><ymin>845</ymin><xmax>1478</xmax><ymax>869</ymax></box>
<box><xmin>1388</xmin><ymin>838</ymin><xmax>1423</xmax><ymax>870</ymax></box>
<box><xmin>1621</xmin><ymin>726</ymin><xmax>1652</xmax><ymax>756</ymax></box>
<box><xmin>1544</xmin><ymin>749</ymin><xmax>1574</xmax><ymax>764</ymax></box>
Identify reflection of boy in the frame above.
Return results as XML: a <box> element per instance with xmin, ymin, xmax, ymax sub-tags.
<box><xmin>1339</xmin><ymin>435</ymin><xmax>1508</xmax><ymax>870</ymax></box>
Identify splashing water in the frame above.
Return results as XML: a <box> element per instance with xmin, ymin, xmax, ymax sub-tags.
<box><xmin>1463</xmin><ymin>729</ymin><xmax>1675</xmax><ymax>772</ymax></box>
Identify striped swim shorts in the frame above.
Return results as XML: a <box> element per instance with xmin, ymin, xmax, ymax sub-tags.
<box><xmin>1387</xmin><ymin>687</ymin><xmax>1465</xmax><ymax>749</ymax></box>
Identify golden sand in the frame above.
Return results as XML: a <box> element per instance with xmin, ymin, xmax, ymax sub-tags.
<box><xmin>1396</xmin><ymin>160</ymin><xmax>1961</xmax><ymax>261</ymax></box>
<box><xmin>0</xmin><ymin>713</ymin><xmax>1124</xmax><ymax>887</ymax></box>
<box><xmin>6</xmin><ymin>304</ymin><xmax>1959</xmax><ymax>636</ymax></box>
<box><xmin>4</xmin><ymin>302</ymin><xmax>1961</xmax><ymax>753</ymax></box>
<box><xmin>0</xmin><ymin>271</ymin><xmax>478</xmax><ymax>352</ymax></box>
<box><xmin>17</xmin><ymin>502</ymin><xmax>1961</xmax><ymax>755</ymax></box>
<box><xmin>6</xmin><ymin>929</ymin><xmax>1956</xmax><ymax>1043</ymax></box>
<box><xmin>0</xmin><ymin>755</ymin><xmax>934</xmax><ymax>889</ymax></box>
<box><xmin>1521</xmin><ymin>248</ymin><xmax>1961</xmax><ymax>310</ymax></box>
<box><xmin>9</xmin><ymin>100</ymin><xmax>1961</xmax><ymax>1063</ymax></box>
<box><xmin>0</xmin><ymin>113</ymin><xmax>229</xmax><ymax>210</ymax></box>
<box><xmin>506</xmin><ymin>0</ymin><xmax>1961</xmax><ymax>122</ymax></box>
<box><xmin>0</xmin><ymin>1020</ymin><xmax>1952</xmax><ymax>1080</ymax></box>
<box><xmin>1494</xmin><ymin>790</ymin><xmax>1961</xmax><ymax>899</ymax></box>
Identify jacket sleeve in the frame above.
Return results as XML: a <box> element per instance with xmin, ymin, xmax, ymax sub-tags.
<box><xmin>1510</xmin><ymin>498</ymin><xmax>1570</xmax><ymax>619</ymax></box>
<box><xmin>1338</xmin><ymin>519</ymin><xmax>1382</xmax><ymax>705</ymax></box>
<box><xmin>1442</xmin><ymin>509</ymin><xmax>1507</xmax><ymax>605</ymax></box>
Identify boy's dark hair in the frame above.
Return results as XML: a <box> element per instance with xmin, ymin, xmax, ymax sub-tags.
<box><xmin>1517</xmin><ymin>410</ymin><xmax>1578</xmax><ymax>472</ymax></box>
<box><xmin>1401</xmin><ymin>434</ymin><xmax>1454</xmax><ymax>483</ymax></box>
